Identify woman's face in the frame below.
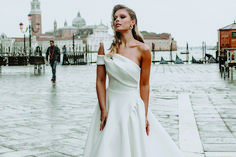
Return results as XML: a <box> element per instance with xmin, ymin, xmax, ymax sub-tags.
<box><xmin>113</xmin><ymin>9</ymin><xmax>135</xmax><ymax>33</ymax></box>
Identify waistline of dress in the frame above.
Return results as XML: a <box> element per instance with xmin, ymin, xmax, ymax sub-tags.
<box><xmin>106</xmin><ymin>86</ymin><xmax>139</xmax><ymax>94</ymax></box>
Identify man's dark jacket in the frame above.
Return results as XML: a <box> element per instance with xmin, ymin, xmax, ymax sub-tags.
<box><xmin>46</xmin><ymin>46</ymin><xmax>60</xmax><ymax>63</ymax></box>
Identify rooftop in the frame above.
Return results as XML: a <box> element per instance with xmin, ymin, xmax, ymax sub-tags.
<box><xmin>219</xmin><ymin>21</ymin><xmax>236</xmax><ymax>30</ymax></box>
<box><xmin>141</xmin><ymin>32</ymin><xmax>170</xmax><ymax>40</ymax></box>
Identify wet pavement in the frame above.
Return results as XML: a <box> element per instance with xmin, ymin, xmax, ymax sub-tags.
<box><xmin>0</xmin><ymin>63</ymin><xmax>236</xmax><ymax>157</ymax></box>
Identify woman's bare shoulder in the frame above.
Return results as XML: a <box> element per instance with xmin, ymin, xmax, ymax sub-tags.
<box><xmin>98</xmin><ymin>43</ymin><xmax>105</xmax><ymax>55</ymax></box>
<box><xmin>135</xmin><ymin>41</ymin><xmax>151</xmax><ymax>57</ymax></box>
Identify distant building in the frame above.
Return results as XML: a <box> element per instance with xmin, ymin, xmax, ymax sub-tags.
<box><xmin>141</xmin><ymin>32</ymin><xmax>177</xmax><ymax>51</ymax></box>
<box><xmin>0</xmin><ymin>33</ymin><xmax>14</xmax><ymax>53</ymax></box>
<box><xmin>0</xmin><ymin>0</ymin><xmax>177</xmax><ymax>55</ymax></box>
<box><xmin>218</xmin><ymin>21</ymin><xmax>236</xmax><ymax>51</ymax></box>
<box><xmin>0</xmin><ymin>0</ymin><xmax>113</xmax><ymax>55</ymax></box>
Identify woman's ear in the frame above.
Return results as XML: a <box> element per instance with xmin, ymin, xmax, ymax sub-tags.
<box><xmin>131</xmin><ymin>20</ymin><xmax>136</xmax><ymax>26</ymax></box>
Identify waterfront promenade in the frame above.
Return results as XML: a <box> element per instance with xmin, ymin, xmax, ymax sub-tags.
<box><xmin>0</xmin><ymin>63</ymin><xmax>236</xmax><ymax>157</ymax></box>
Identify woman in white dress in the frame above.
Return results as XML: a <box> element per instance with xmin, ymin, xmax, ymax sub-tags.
<box><xmin>83</xmin><ymin>4</ymin><xmax>185</xmax><ymax>157</ymax></box>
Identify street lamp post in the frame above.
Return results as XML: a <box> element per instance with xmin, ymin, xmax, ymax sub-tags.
<box><xmin>73</xmin><ymin>33</ymin><xmax>75</xmax><ymax>53</ymax></box>
<box><xmin>19</xmin><ymin>22</ymin><xmax>28</xmax><ymax>55</ymax></box>
<box><xmin>73</xmin><ymin>32</ymin><xmax>82</xmax><ymax>64</ymax></box>
<box><xmin>73</xmin><ymin>32</ymin><xmax>80</xmax><ymax>53</ymax></box>
<box><xmin>0</xmin><ymin>43</ymin><xmax>2</xmax><ymax>56</ymax></box>
<box><xmin>19</xmin><ymin>14</ymin><xmax>40</xmax><ymax>56</ymax></box>
<box><xmin>72</xmin><ymin>33</ymin><xmax>76</xmax><ymax>64</ymax></box>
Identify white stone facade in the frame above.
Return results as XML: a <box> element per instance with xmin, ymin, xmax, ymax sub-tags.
<box><xmin>86</xmin><ymin>23</ymin><xmax>113</xmax><ymax>52</ymax></box>
<box><xmin>0</xmin><ymin>33</ymin><xmax>15</xmax><ymax>54</ymax></box>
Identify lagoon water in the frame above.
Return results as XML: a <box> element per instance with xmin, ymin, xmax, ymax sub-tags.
<box><xmin>86</xmin><ymin>47</ymin><xmax>216</xmax><ymax>63</ymax></box>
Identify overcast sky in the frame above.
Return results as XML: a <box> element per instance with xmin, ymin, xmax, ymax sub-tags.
<box><xmin>0</xmin><ymin>0</ymin><xmax>235</xmax><ymax>47</ymax></box>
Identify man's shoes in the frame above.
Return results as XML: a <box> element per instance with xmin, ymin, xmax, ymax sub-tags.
<box><xmin>51</xmin><ymin>79</ymin><xmax>56</xmax><ymax>82</ymax></box>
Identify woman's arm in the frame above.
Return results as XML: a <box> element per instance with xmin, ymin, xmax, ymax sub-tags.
<box><xmin>96</xmin><ymin>43</ymin><xmax>107</xmax><ymax>131</ymax></box>
<box><xmin>139</xmin><ymin>45</ymin><xmax>151</xmax><ymax>118</ymax></box>
<box><xmin>139</xmin><ymin>45</ymin><xmax>151</xmax><ymax>135</ymax></box>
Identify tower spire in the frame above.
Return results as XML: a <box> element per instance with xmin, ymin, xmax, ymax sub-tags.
<box><xmin>54</xmin><ymin>19</ymin><xmax>57</xmax><ymax>33</ymax></box>
<box><xmin>64</xmin><ymin>20</ymin><xmax>68</xmax><ymax>27</ymax></box>
<box><xmin>30</xmin><ymin>0</ymin><xmax>41</xmax><ymax>14</ymax></box>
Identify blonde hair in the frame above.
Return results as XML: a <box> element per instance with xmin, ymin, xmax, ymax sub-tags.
<box><xmin>108</xmin><ymin>4</ymin><xmax>144</xmax><ymax>57</ymax></box>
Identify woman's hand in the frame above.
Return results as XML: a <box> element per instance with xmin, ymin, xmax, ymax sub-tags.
<box><xmin>100</xmin><ymin>109</ymin><xmax>108</xmax><ymax>131</ymax></box>
<box><xmin>146</xmin><ymin>118</ymin><xmax>150</xmax><ymax>136</ymax></box>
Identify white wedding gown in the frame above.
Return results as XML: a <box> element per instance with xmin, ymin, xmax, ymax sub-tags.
<box><xmin>83</xmin><ymin>54</ymin><xmax>185</xmax><ymax>157</ymax></box>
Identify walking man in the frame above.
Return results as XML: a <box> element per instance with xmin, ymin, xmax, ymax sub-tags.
<box><xmin>46</xmin><ymin>40</ymin><xmax>60</xmax><ymax>82</ymax></box>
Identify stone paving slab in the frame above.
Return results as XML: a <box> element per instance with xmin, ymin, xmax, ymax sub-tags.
<box><xmin>178</xmin><ymin>93</ymin><xmax>204</xmax><ymax>155</ymax></box>
<box><xmin>205</xmin><ymin>152</ymin><xmax>236</xmax><ymax>157</ymax></box>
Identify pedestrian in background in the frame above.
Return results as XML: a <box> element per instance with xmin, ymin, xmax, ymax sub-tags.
<box><xmin>35</xmin><ymin>46</ymin><xmax>42</xmax><ymax>56</ymax></box>
<box><xmin>46</xmin><ymin>40</ymin><xmax>60</xmax><ymax>82</ymax></box>
<box><xmin>62</xmin><ymin>45</ymin><xmax>70</xmax><ymax>65</ymax></box>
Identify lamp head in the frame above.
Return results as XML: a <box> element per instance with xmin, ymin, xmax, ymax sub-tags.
<box><xmin>36</xmin><ymin>22</ymin><xmax>40</xmax><ymax>29</ymax></box>
<box><xmin>19</xmin><ymin>22</ymin><xmax>23</xmax><ymax>29</ymax></box>
<box><xmin>28</xmin><ymin>14</ymin><xmax>32</xmax><ymax>20</ymax></box>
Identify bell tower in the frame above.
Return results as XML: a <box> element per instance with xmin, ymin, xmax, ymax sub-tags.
<box><xmin>30</xmin><ymin>0</ymin><xmax>42</xmax><ymax>36</ymax></box>
<box><xmin>54</xmin><ymin>20</ymin><xmax>57</xmax><ymax>35</ymax></box>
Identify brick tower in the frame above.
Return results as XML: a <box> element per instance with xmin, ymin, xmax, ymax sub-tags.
<box><xmin>30</xmin><ymin>0</ymin><xmax>42</xmax><ymax>36</ymax></box>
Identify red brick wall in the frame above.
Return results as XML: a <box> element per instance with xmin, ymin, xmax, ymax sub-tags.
<box><xmin>62</xmin><ymin>30</ymin><xmax>77</xmax><ymax>38</ymax></box>
<box><xmin>220</xmin><ymin>29</ymin><xmax>236</xmax><ymax>50</ymax></box>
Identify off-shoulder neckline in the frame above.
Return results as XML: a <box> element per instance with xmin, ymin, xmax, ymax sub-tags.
<box><xmin>114</xmin><ymin>54</ymin><xmax>141</xmax><ymax>70</ymax></box>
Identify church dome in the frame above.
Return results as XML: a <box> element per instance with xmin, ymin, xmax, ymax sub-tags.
<box><xmin>72</xmin><ymin>11</ymin><xmax>86</xmax><ymax>27</ymax></box>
